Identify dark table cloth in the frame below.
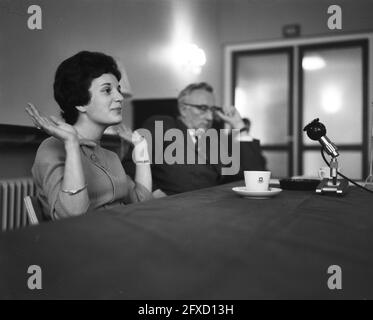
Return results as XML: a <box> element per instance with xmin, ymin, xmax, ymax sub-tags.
<box><xmin>1</xmin><ymin>181</ymin><xmax>373</xmax><ymax>299</ymax></box>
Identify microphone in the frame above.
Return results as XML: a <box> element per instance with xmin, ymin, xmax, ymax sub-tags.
<box><xmin>303</xmin><ymin>118</ymin><xmax>339</xmax><ymax>158</ymax></box>
<box><xmin>303</xmin><ymin>118</ymin><xmax>349</xmax><ymax>194</ymax></box>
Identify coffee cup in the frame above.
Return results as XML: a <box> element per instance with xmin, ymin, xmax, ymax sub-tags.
<box><xmin>318</xmin><ymin>167</ymin><xmax>330</xmax><ymax>179</ymax></box>
<box><xmin>318</xmin><ymin>166</ymin><xmax>342</xmax><ymax>179</ymax></box>
<box><xmin>244</xmin><ymin>171</ymin><xmax>271</xmax><ymax>191</ymax></box>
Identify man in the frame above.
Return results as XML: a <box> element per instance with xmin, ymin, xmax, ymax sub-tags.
<box><xmin>123</xmin><ymin>82</ymin><xmax>266</xmax><ymax>195</ymax></box>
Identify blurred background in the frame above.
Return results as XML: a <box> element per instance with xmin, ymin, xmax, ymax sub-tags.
<box><xmin>1</xmin><ymin>0</ymin><xmax>373</xmax><ymax>180</ymax></box>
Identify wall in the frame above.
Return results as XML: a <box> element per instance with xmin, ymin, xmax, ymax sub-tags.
<box><xmin>2</xmin><ymin>0</ymin><xmax>373</xmax><ymax>179</ymax></box>
<box><xmin>218</xmin><ymin>0</ymin><xmax>373</xmax><ymax>44</ymax></box>
<box><xmin>0</xmin><ymin>0</ymin><xmax>220</xmax><ymax>127</ymax></box>
<box><xmin>2</xmin><ymin>0</ymin><xmax>373</xmax><ymax>127</ymax></box>
<box><xmin>217</xmin><ymin>0</ymin><xmax>373</xmax><ymax>97</ymax></box>
<box><xmin>0</xmin><ymin>0</ymin><xmax>221</xmax><ymax>179</ymax></box>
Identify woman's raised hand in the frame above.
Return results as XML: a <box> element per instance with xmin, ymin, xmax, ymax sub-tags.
<box><xmin>113</xmin><ymin>123</ymin><xmax>144</xmax><ymax>146</ymax></box>
<box><xmin>26</xmin><ymin>103</ymin><xmax>96</xmax><ymax>147</ymax></box>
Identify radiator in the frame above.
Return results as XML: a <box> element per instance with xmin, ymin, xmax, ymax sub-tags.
<box><xmin>0</xmin><ymin>178</ymin><xmax>36</xmax><ymax>232</ymax></box>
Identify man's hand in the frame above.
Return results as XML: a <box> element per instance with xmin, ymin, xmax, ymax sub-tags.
<box><xmin>215</xmin><ymin>105</ymin><xmax>245</xmax><ymax>130</ymax></box>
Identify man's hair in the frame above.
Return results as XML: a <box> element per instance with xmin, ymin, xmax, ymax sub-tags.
<box><xmin>177</xmin><ymin>82</ymin><xmax>213</xmax><ymax>103</ymax></box>
<box><xmin>53</xmin><ymin>51</ymin><xmax>122</xmax><ymax>125</ymax></box>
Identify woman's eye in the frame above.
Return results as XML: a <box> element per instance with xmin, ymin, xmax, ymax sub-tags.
<box><xmin>104</xmin><ymin>88</ymin><xmax>112</xmax><ymax>94</ymax></box>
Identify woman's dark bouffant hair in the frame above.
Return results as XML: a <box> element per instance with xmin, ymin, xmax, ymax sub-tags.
<box><xmin>53</xmin><ymin>51</ymin><xmax>122</xmax><ymax>125</ymax></box>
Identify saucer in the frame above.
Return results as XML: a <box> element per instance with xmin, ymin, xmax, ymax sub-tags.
<box><xmin>232</xmin><ymin>186</ymin><xmax>282</xmax><ymax>199</ymax></box>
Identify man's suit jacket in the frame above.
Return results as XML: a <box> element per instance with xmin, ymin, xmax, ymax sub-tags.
<box><xmin>122</xmin><ymin>115</ymin><xmax>266</xmax><ymax>195</ymax></box>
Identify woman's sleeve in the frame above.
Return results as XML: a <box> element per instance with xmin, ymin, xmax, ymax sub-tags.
<box><xmin>32</xmin><ymin>140</ymin><xmax>89</xmax><ymax>220</ymax></box>
<box><xmin>124</xmin><ymin>174</ymin><xmax>153</xmax><ymax>204</ymax></box>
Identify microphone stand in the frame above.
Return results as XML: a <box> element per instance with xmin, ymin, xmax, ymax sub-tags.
<box><xmin>316</xmin><ymin>152</ymin><xmax>349</xmax><ymax>195</ymax></box>
<box><xmin>303</xmin><ymin>118</ymin><xmax>349</xmax><ymax>195</ymax></box>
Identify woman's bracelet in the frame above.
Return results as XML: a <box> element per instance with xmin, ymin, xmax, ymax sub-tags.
<box><xmin>61</xmin><ymin>184</ymin><xmax>88</xmax><ymax>195</ymax></box>
<box><xmin>135</xmin><ymin>159</ymin><xmax>150</xmax><ymax>165</ymax></box>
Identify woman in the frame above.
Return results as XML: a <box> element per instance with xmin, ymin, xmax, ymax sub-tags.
<box><xmin>26</xmin><ymin>51</ymin><xmax>153</xmax><ymax>220</ymax></box>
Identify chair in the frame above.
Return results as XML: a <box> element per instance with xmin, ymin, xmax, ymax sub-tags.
<box><xmin>24</xmin><ymin>196</ymin><xmax>43</xmax><ymax>225</ymax></box>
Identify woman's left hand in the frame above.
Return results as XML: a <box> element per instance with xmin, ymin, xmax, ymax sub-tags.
<box><xmin>112</xmin><ymin>123</ymin><xmax>144</xmax><ymax>146</ymax></box>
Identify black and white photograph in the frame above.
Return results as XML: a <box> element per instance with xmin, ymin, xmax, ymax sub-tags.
<box><xmin>0</xmin><ymin>0</ymin><xmax>373</xmax><ymax>304</ymax></box>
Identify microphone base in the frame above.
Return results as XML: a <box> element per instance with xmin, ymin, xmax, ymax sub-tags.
<box><xmin>315</xmin><ymin>178</ymin><xmax>349</xmax><ymax>195</ymax></box>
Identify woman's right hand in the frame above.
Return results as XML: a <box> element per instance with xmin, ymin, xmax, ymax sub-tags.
<box><xmin>26</xmin><ymin>103</ymin><xmax>95</xmax><ymax>147</ymax></box>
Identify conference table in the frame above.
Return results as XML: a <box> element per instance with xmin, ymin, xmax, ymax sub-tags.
<box><xmin>1</xmin><ymin>180</ymin><xmax>373</xmax><ymax>299</ymax></box>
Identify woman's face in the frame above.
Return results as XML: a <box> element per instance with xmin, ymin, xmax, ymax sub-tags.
<box><xmin>84</xmin><ymin>73</ymin><xmax>126</xmax><ymax>126</ymax></box>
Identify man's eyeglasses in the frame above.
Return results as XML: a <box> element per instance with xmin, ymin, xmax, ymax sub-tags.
<box><xmin>183</xmin><ymin>102</ymin><xmax>222</xmax><ymax>113</ymax></box>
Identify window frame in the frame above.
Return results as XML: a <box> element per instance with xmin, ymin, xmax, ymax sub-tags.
<box><xmin>298</xmin><ymin>39</ymin><xmax>369</xmax><ymax>178</ymax></box>
<box><xmin>224</xmin><ymin>33</ymin><xmax>373</xmax><ymax>178</ymax></box>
